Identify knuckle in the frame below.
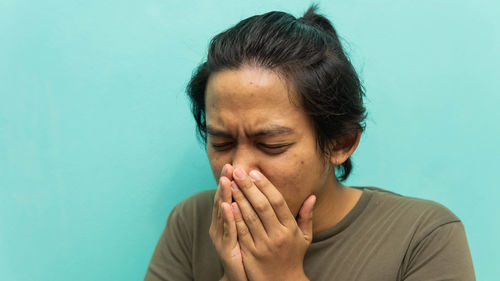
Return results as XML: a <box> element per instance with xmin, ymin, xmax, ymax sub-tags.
<box><xmin>233</xmin><ymin>214</ymin><xmax>243</xmax><ymax>223</ymax></box>
<box><xmin>274</xmin><ymin>234</ymin><xmax>286</xmax><ymax>247</ymax></box>
<box><xmin>275</xmin><ymin>238</ymin><xmax>287</xmax><ymax>249</ymax></box>
<box><xmin>253</xmin><ymin>201</ymin><xmax>267</xmax><ymax>213</ymax></box>
<box><xmin>222</xmin><ymin>228</ymin><xmax>230</xmax><ymax>238</ymax></box>
<box><xmin>270</xmin><ymin>196</ymin><xmax>285</xmax><ymax>208</ymax></box>
<box><xmin>253</xmin><ymin>242</ymin><xmax>273</xmax><ymax>259</ymax></box>
<box><xmin>246</xmin><ymin>181</ymin><xmax>255</xmax><ymax>190</ymax></box>
<box><xmin>238</xmin><ymin>225</ymin><xmax>250</xmax><ymax>237</ymax></box>
<box><xmin>272</xmin><ymin>229</ymin><xmax>290</xmax><ymax>248</ymax></box>
<box><xmin>243</xmin><ymin>212</ymin><xmax>259</xmax><ymax>224</ymax></box>
<box><xmin>239</xmin><ymin>180</ymin><xmax>252</xmax><ymax>190</ymax></box>
<box><xmin>253</xmin><ymin>247</ymin><xmax>266</xmax><ymax>259</ymax></box>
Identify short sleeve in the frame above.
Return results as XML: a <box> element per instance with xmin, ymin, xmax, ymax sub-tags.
<box><xmin>144</xmin><ymin>204</ymin><xmax>193</xmax><ymax>281</ymax></box>
<box><xmin>402</xmin><ymin>221</ymin><xmax>476</xmax><ymax>281</ymax></box>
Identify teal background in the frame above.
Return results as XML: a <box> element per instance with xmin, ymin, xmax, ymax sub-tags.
<box><xmin>1</xmin><ymin>0</ymin><xmax>498</xmax><ymax>280</ymax></box>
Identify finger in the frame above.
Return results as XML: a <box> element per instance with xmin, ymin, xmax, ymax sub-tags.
<box><xmin>231</xmin><ymin>180</ymin><xmax>268</xmax><ymax>241</ymax></box>
<box><xmin>233</xmin><ymin>168</ymin><xmax>281</xmax><ymax>234</ymax></box>
<box><xmin>297</xmin><ymin>194</ymin><xmax>316</xmax><ymax>244</ymax></box>
<box><xmin>248</xmin><ymin>169</ymin><xmax>296</xmax><ymax>228</ymax></box>
<box><xmin>222</xmin><ymin>202</ymin><xmax>248</xmax><ymax>281</ymax></box>
<box><xmin>218</xmin><ymin>164</ymin><xmax>233</xmax><ymax>203</ymax></box>
<box><xmin>222</xmin><ymin>176</ymin><xmax>233</xmax><ymax>205</ymax></box>
<box><xmin>210</xmin><ymin>177</ymin><xmax>223</xmax><ymax>241</ymax></box>
<box><xmin>217</xmin><ymin>177</ymin><xmax>232</xmax><ymax>238</ymax></box>
<box><xmin>223</xmin><ymin>164</ymin><xmax>235</xmax><ymax>182</ymax></box>
<box><xmin>212</xmin><ymin>164</ymin><xmax>231</xmax><ymax>241</ymax></box>
<box><xmin>221</xmin><ymin>202</ymin><xmax>237</xmax><ymax>245</ymax></box>
<box><xmin>211</xmin><ymin>178</ymin><xmax>222</xmax><ymax>225</ymax></box>
<box><xmin>213</xmin><ymin>164</ymin><xmax>230</xmax><ymax>221</ymax></box>
<box><xmin>221</xmin><ymin>164</ymin><xmax>234</xmax><ymax>211</ymax></box>
<box><xmin>231</xmin><ymin>201</ymin><xmax>255</xmax><ymax>251</ymax></box>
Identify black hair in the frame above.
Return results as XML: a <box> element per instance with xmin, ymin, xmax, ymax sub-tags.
<box><xmin>186</xmin><ymin>3</ymin><xmax>367</xmax><ymax>182</ymax></box>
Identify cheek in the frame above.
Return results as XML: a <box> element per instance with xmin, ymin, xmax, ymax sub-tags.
<box><xmin>207</xmin><ymin>150</ymin><xmax>229</xmax><ymax>183</ymax></box>
<box><xmin>261</xmin><ymin>154</ymin><xmax>318</xmax><ymax>216</ymax></box>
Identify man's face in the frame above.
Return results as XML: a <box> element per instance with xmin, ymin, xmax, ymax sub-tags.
<box><xmin>205</xmin><ymin>65</ymin><xmax>332</xmax><ymax>216</ymax></box>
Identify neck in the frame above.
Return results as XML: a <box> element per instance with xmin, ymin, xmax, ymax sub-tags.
<box><xmin>311</xmin><ymin>175</ymin><xmax>362</xmax><ymax>234</ymax></box>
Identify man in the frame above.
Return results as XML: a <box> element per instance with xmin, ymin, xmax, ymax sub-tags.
<box><xmin>144</xmin><ymin>5</ymin><xmax>475</xmax><ymax>280</ymax></box>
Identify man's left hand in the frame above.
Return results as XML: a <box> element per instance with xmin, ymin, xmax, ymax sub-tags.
<box><xmin>229</xmin><ymin>167</ymin><xmax>316</xmax><ymax>281</ymax></box>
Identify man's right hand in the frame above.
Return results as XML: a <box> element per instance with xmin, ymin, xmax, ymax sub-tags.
<box><xmin>209</xmin><ymin>164</ymin><xmax>248</xmax><ymax>281</ymax></box>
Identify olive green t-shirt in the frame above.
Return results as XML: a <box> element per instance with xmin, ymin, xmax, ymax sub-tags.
<box><xmin>144</xmin><ymin>187</ymin><xmax>475</xmax><ymax>281</ymax></box>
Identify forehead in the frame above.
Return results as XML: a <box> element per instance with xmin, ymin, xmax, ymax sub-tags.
<box><xmin>206</xmin><ymin>66</ymin><xmax>295</xmax><ymax>107</ymax></box>
<box><xmin>205</xmin><ymin>66</ymin><xmax>303</xmax><ymax>127</ymax></box>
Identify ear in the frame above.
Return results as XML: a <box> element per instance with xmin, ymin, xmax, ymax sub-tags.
<box><xmin>329</xmin><ymin>130</ymin><xmax>362</xmax><ymax>166</ymax></box>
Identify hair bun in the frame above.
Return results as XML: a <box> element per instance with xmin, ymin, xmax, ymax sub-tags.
<box><xmin>298</xmin><ymin>4</ymin><xmax>338</xmax><ymax>37</ymax></box>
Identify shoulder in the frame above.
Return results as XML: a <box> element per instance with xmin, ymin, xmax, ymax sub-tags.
<box><xmin>164</xmin><ymin>189</ymin><xmax>216</xmax><ymax>241</ymax></box>
<box><xmin>170</xmin><ymin>189</ymin><xmax>216</xmax><ymax>221</ymax></box>
<box><xmin>174</xmin><ymin>189</ymin><xmax>216</xmax><ymax>211</ymax></box>
<box><xmin>360</xmin><ymin>186</ymin><xmax>461</xmax><ymax>239</ymax></box>
<box><xmin>363</xmin><ymin>186</ymin><xmax>459</xmax><ymax>220</ymax></box>
<box><xmin>359</xmin><ymin>187</ymin><xmax>476</xmax><ymax>280</ymax></box>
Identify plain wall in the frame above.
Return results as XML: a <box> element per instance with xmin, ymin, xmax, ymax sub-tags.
<box><xmin>1</xmin><ymin>0</ymin><xmax>498</xmax><ymax>280</ymax></box>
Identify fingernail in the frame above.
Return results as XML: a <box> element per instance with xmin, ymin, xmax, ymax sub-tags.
<box><xmin>220</xmin><ymin>165</ymin><xmax>226</xmax><ymax>177</ymax></box>
<box><xmin>231</xmin><ymin>202</ymin><xmax>239</xmax><ymax>213</ymax></box>
<box><xmin>249</xmin><ymin>170</ymin><xmax>261</xmax><ymax>180</ymax></box>
<box><xmin>234</xmin><ymin>168</ymin><xmax>245</xmax><ymax>180</ymax></box>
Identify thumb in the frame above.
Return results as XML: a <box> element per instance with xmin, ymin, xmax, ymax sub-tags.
<box><xmin>297</xmin><ymin>194</ymin><xmax>316</xmax><ymax>243</ymax></box>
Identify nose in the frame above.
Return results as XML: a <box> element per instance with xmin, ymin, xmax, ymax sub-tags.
<box><xmin>230</xmin><ymin>145</ymin><xmax>257</xmax><ymax>174</ymax></box>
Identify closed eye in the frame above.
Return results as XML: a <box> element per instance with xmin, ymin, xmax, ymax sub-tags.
<box><xmin>258</xmin><ymin>143</ymin><xmax>292</xmax><ymax>154</ymax></box>
<box><xmin>259</xmin><ymin>143</ymin><xmax>289</xmax><ymax>149</ymax></box>
<box><xmin>210</xmin><ymin>142</ymin><xmax>234</xmax><ymax>150</ymax></box>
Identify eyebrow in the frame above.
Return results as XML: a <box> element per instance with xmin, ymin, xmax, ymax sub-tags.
<box><xmin>206</xmin><ymin>124</ymin><xmax>295</xmax><ymax>138</ymax></box>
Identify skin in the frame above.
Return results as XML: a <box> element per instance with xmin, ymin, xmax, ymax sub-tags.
<box><xmin>206</xmin><ymin>65</ymin><xmax>363</xmax><ymax>281</ymax></box>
